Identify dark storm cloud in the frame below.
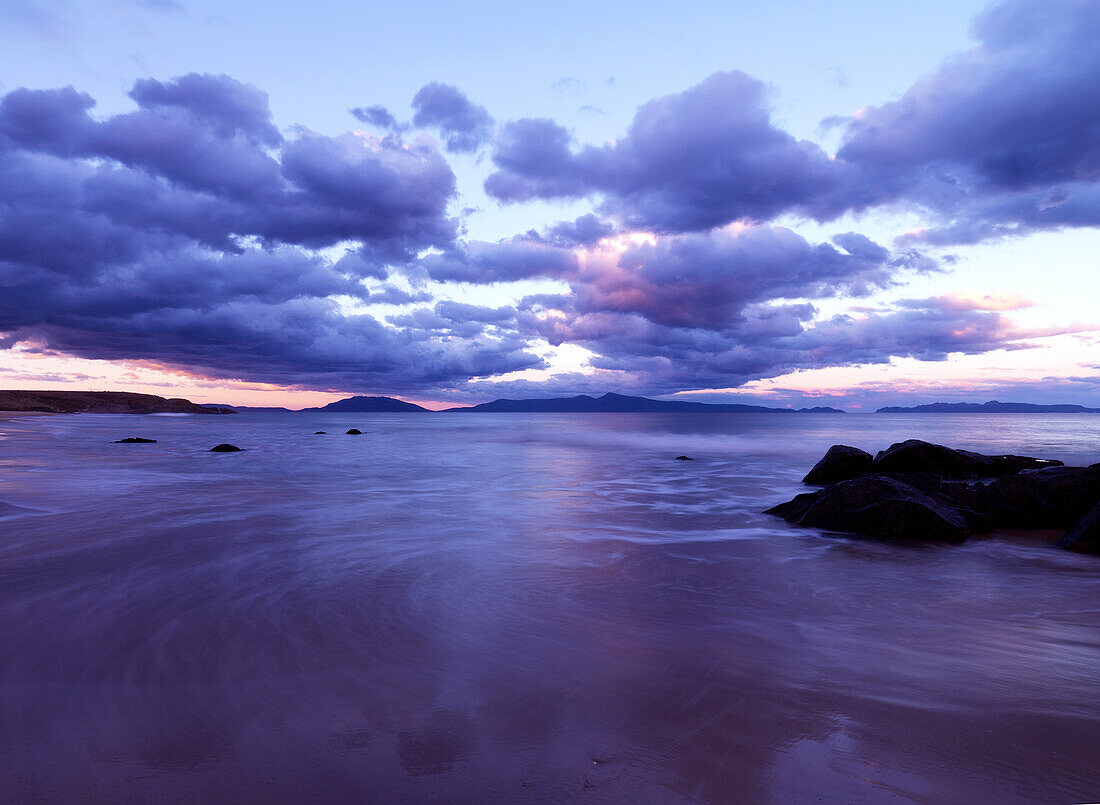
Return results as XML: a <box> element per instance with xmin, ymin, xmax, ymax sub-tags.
<box><xmin>411</xmin><ymin>82</ymin><xmax>494</xmax><ymax>154</ymax></box>
<box><xmin>0</xmin><ymin>75</ymin><xmax>458</xmax><ymax>257</ymax></box>
<box><xmin>0</xmin><ymin>74</ymin><xmax>551</xmax><ymax>393</ymax></box>
<box><xmin>485</xmin><ymin>71</ymin><xmax>842</xmax><ymax>232</ymax></box>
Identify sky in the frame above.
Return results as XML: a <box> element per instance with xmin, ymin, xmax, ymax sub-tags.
<box><xmin>1</xmin><ymin>0</ymin><xmax>1098</xmax><ymax>410</ymax></box>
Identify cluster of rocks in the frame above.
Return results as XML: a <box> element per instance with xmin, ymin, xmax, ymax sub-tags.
<box><xmin>766</xmin><ymin>439</ymin><xmax>1100</xmax><ymax>554</ymax></box>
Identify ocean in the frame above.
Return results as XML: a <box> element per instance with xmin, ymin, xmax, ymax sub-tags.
<box><xmin>1</xmin><ymin>411</ymin><xmax>1098</xmax><ymax>802</ymax></box>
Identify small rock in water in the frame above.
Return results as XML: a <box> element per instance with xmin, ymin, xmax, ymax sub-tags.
<box><xmin>346</xmin><ymin>428</ymin><xmax>362</xmax><ymax>435</ymax></box>
<box><xmin>115</xmin><ymin>437</ymin><xmax>157</xmax><ymax>443</ymax></box>
<box><xmin>675</xmin><ymin>455</ymin><xmax>693</xmax><ymax>460</ymax></box>
<box><xmin>314</xmin><ymin>431</ymin><xmax>327</xmax><ymax>434</ymax></box>
<box><xmin>210</xmin><ymin>443</ymin><xmax>242</xmax><ymax>452</ymax></box>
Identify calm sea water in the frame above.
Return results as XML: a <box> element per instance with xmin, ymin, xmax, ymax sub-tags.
<box><xmin>1</xmin><ymin>412</ymin><xmax>1099</xmax><ymax>803</ymax></box>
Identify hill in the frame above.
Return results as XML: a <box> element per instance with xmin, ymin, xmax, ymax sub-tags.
<box><xmin>306</xmin><ymin>396</ymin><xmax>428</xmax><ymax>412</ymax></box>
<box><xmin>0</xmin><ymin>390</ymin><xmax>236</xmax><ymax>414</ymax></box>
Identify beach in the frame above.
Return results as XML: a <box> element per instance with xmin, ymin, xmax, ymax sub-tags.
<box><xmin>1</xmin><ymin>411</ymin><xmax>1098</xmax><ymax>802</ymax></box>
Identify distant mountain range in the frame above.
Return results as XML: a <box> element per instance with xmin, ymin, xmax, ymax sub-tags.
<box><xmin>208</xmin><ymin>392</ymin><xmax>845</xmax><ymax>413</ymax></box>
<box><xmin>876</xmin><ymin>400</ymin><xmax>1100</xmax><ymax>414</ymax></box>
<box><xmin>441</xmin><ymin>392</ymin><xmax>844</xmax><ymax>414</ymax></box>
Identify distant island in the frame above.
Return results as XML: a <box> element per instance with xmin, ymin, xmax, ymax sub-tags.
<box><xmin>877</xmin><ymin>400</ymin><xmax>1100</xmax><ymax>414</ymax></box>
<box><xmin>305</xmin><ymin>396</ymin><xmax>429</xmax><ymax>413</ymax></box>
<box><xmin>0</xmin><ymin>390</ymin><xmax>236</xmax><ymax>415</ymax></box>
<box><xmin>441</xmin><ymin>392</ymin><xmax>845</xmax><ymax>414</ymax></box>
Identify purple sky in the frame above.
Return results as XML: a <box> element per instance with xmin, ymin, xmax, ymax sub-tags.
<box><xmin>1</xmin><ymin>0</ymin><xmax>1098</xmax><ymax>408</ymax></box>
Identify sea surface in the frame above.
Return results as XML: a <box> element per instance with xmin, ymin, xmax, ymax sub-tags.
<box><xmin>1</xmin><ymin>412</ymin><xmax>1098</xmax><ymax>803</ymax></box>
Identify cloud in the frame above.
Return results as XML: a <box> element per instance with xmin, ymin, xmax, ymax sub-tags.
<box><xmin>0</xmin><ymin>74</ymin><xmax>458</xmax><ymax>259</ymax></box>
<box><xmin>485</xmin><ymin>71</ymin><xmax>842</xmax><ymax>232</ymax></box>
<box><xmin>551</xmin><ymin>77</ymin><xmax>585</xmax><ymax>94</ymax></box>
<box><xmin>5</xmin><ymin>2</ymin><xmax>1100</xmax><ymax>401</ymax></box>
<box><xmin>0</xmin><ymin>74</ymin><xmax>550</xmax><ymax>394</ymax></box>
<box><xmin>483</xmin><ymin>2</ymin><xmax>1100</xmax><ymax>245</ymax></box>
<box><xmin>411</xmin><ymin>82</ymin><xmax>494</xmax><ymax>153</ymax></box>
<box><xmin>836</xmin><ymin>0</ymin><xmax>1100</xmax><ymax>242</ymax></box>
<box><xmin>349</xmin><ymin>104</ymin><xmax>407</xmax><ymax>134</ymax></box>
<box><xmin>396</xmin><ymin>223</ymin><xmax>1058</xmax><ymax>396</ymax></box>
<box><xmin>128</xmin><ymin>73</ymin><xmax>280</xmax><ymax>145</ymax></box>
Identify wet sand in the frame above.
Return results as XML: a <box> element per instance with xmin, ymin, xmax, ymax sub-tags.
<box><xmin>1</xmin><ymin>411</ymin><xmax>1098</xmax><ymax>802</ymax></box>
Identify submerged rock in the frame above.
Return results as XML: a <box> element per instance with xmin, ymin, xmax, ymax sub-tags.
<box><xmin>346</xmin><ymin>428</ymin><xmax>362</xmax><ymax>435</ymax></box>
<box><xmin>1060</xmin><ymin>502</ymin><xmax>1100</xmax><ymax>554</ymax></box>
<box><xmin>210</xmin><ymin>443</ymin><xmax>242</xmax><ymax>452</ymax></box>
<box><xmin>314</xmin><ymin>431</ymin><xmax>327</xmax><ymax>435</ymax></box>
<box><xmin>675</xmin><ymin>455</ymin><xmax>693</xmax><ymax>460</ymax></box>
<box><xmin>803</xmin><ymin>445</ymin><xmax>873</xmax><ymax>485</ymax></box>
<box><xmin>767</xmin><ymin>475</ymin><xmax>982</xmax><ymax>543</ymax></box>
<box><xmin>114</xmin><ymin>437</ymin><xmax>157</xmax><ymax>443</ymax></box>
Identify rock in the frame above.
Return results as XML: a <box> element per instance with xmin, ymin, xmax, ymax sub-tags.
<box><xmin>1060</xmin><ymin>502</ymin><xmax>1100</xmax><ymax>554</ymax></box>
<box><xmin>675</xmin><ymin>455</ymin><xmax>693</xmax><ymax>460</ymax></box>
<box><xmin>210</xmin><ymin>443</ymin><xmax>242</xmax><ymax>452</ymax></box>
<box><xmin>802</xmin><ymin>445</ymin><xmax>873</xmax><ymax>485</ymax></box>
<box><xmin>985</xmin><ymin>466</ymin><xmax>1100</xmax><ymax>528</ymax></box>
<box><xmin>766</xmin><ymin>475</ymin><xmax>980</xmax><ymax>543</ymax></box>
<box><xmin>868</xmin><ymin>439</ymin><xmax>1061</xmax><ymax>479</ymax></box>
<box><xmin>870</xmin><ymin>439</ymin><xmax>993</xmax><ymax>479</ymax></box>
<box><xmin>314</xmin><ymin>431</ymin><xmax>327</xmax><ymax>434</ymax></box>
<box><xmin>114</xmin><ymin>437</ymin><xmax>157</xmax><ymax>443</ymax></box>
<box><xmin>987</xmin><ymin>455</ymin><xmax>1063</xmax><ymax>476</ymax></box>
<box><xmin>939</xmin><ymin>480</ymin><xmax>988</xmax><ymax>513</ymax></box>
<box><xmin>345</xmin><ymin>429</ymin><xmax>362</xmax><ymax>435</ymax></box>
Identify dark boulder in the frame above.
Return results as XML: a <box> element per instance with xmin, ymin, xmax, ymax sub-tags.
<box><xmin>766</xmin><ymin>475</ymin><xmax>982</xmax><ymax>543</ymax></box>
<box><xmin>1060</xmin><ymin>502</ymin><xmax>1100</xmax><ymax>554</ymax></box>
<box><xmin>985</xmin><ymin>466</ymin><xmax>1100</xmax><ymax>528</ymax></box>
<box><xmin>870</xmin><ymin>440</ymin><xmax>993</xmax><ymax>479</ymax></box>
<box><xmin>675</xmin><ymin>455</ymin><xmax>693</xmax><ymax>460</ymax></box>
<box><xmin>345</xmin><ymin>429</ymin><xmax>362</xmax><ymax>435</ymax></box>
<box><xmin>115</xmin><ymin>437</ymin><xmax>157</xmax><ymax>443</ymax></box>
<box><xmin>210</xmin><ymin>443</ymin><xmax>242</xmax><ymax>452</ymax></box>
<box><xmin>802</xmin><ymin>445</ymin><xmax>873</xmax><ymax>485</ymax></box>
